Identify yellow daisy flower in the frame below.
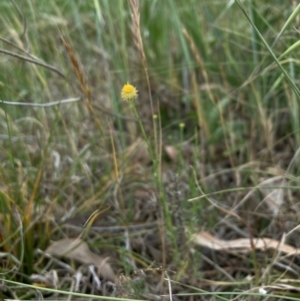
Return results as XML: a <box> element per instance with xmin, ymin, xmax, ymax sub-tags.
<box><xmin>121</xmin><ymin>82</ymin><xmax>138</xmax><ymax>101</ymax></box>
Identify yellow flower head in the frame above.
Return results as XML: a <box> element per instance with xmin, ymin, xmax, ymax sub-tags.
<box><xmin>121</xmin><ymin>82</ymin><xmax>138</xmax><ymax>101</ymax></box>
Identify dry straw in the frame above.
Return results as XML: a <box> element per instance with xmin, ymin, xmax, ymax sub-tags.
<box><xmin>129</xmin><ymin>0</ymin><xmax>154</xmax><ymax>117</ymax></box>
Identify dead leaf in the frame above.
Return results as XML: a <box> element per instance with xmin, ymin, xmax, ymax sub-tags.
<box><xmin>258</xmin><ymin>176</ymin><xmax>285</xmax><ymax>216</ymax></box>
<box><xmin>192</xmin><ymin>231</ymin><xmax>299</xmax><ymax>256</ymax></box>
<box><xmin>30</xmin><ymin>270</ymin><xmax>58</xmax><ymax>288</ymax></box>
<box><xmin>164</xmin><ymin>145</ymin><xmax>178</xmax><ymax>161</ymax></box>
<box><xmin>133</xmin><ymin>189</ymin><xmax>151</xmax><ymax>199</ymax></box>
<box><xmin>45</xmin><ymin>238</ymin><xmax>115</xmax><ymax>281</ymax></box>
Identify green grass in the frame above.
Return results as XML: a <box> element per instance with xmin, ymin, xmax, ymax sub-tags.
<box><xmin>1</xmin><ymin>0</ymin><xmax>300</xmax><ymax>300</ymax></box>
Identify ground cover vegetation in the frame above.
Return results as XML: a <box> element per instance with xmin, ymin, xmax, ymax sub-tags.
<box><xmin>1</xmin><ymin>0</ymin><xmax>300</xmax><ymax>300</ymax></box>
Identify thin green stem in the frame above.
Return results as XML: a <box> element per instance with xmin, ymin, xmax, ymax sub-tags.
<box><xmin>130</xmin><ymin>102</ymin><xmax>154</xmax><ymax>161</ymax></box>
<box><xmin>130</xmin><ymin>101</ymin><xmax>174</xmax><ymax>238</ymax></box>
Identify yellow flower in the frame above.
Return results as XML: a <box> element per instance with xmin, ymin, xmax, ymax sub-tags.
<box><xmin>121</xmin><ymin>82</ymin><xmax>138</xmax><ymax>101</ymax></box>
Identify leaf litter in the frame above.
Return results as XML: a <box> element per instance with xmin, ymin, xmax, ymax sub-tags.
<box><xmin>45</xmin><ymin>238</ymin><xmax>116</xmax><ymax>282</ymax></box>
<box><xmin>192</xmin><ymin>231</ymin><xmax>299</xmax><ymax>256</ymax></box>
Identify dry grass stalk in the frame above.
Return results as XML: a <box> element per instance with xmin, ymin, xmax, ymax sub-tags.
<box><xmin>129</xmin><ymin>0</ymin><xmax>162</xmax><ymax>177</ymax></box>
<box><xmin>60</xmin><ymin>36</ymin><xmax>91</xmax><ymax>100</ymax></box>
<box><xmin>182</xmin><ymin>27</ymin><xmax>214</xmax><ymax>104</ymax></box>
<box><xmin>61</xmin><ymin>36</ymin><xmax>104</xmax><ymax>135</ymax></box>
<box><xmin>182</xmin><ymin>27</ymin><xmax>236</xmax><ymax>173</ymax></box>
<box><xmin>191</xmin><ymin>71</ymin><xmax>210</xmax><ymax>138</ymax></box>
<box><xmin>129</xmin><ymin>0</ymin><xmax>154</xmax><ymax>117</ymax></box>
